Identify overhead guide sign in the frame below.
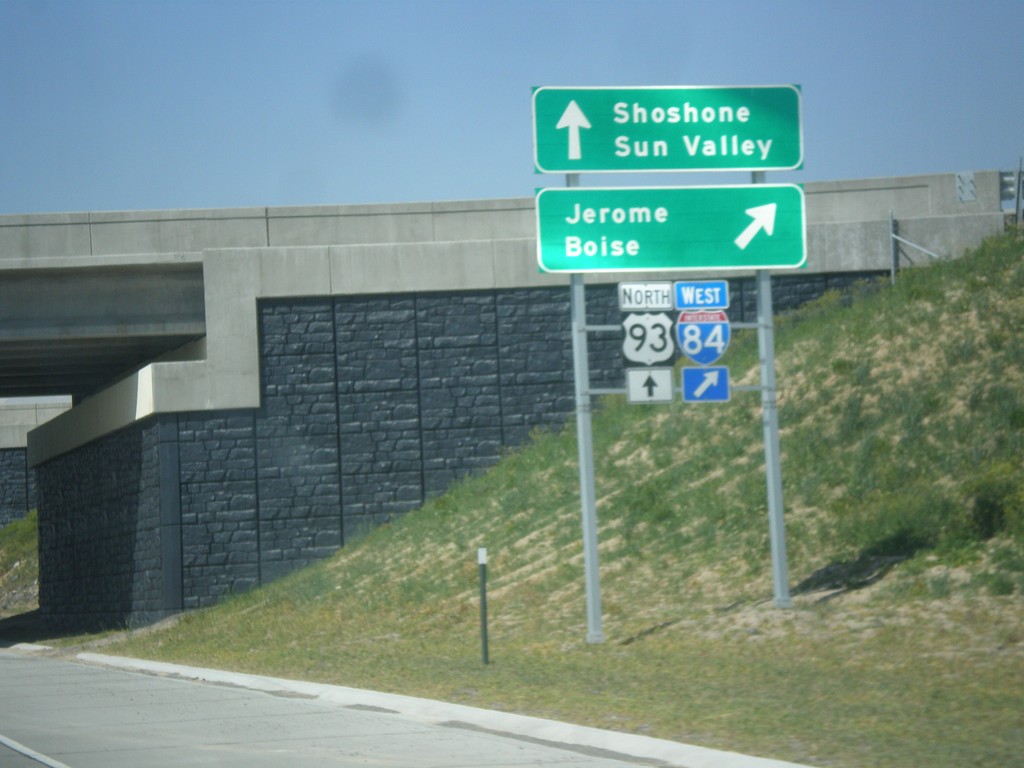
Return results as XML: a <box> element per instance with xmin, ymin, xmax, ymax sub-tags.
<box><xmin>533</xmin><ymin>85</ymin><xmax>803</xmax><ymax>173</ymax></box>
<box><xmin>536</xmin><ymin>184</ymin><xmax>806</xmax><ymax>272</ymax></box>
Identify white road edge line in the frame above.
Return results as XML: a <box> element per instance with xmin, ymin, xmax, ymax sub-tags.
<box><xmin>0</xmin><ymin>732</ymin><xmax>74</xmax><ymax>768</ymax></box>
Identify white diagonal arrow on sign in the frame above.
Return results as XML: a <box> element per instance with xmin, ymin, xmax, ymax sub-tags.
<box><xmin>734</xmin><ymin>203</ymin><xmax>777</xmax><ymax>250</ymax></box>
<box><xmin>692</xmin><ymin>369</ymin><xmax>720</xmax><ymax>399</ymax></box>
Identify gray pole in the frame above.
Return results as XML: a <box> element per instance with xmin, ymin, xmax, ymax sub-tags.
<box><xmin>756</xmin><ymin>269</ymin><xmax>793</xmax><ymax>608</ymax></box>
<box><xmin>570</xmin><ymin>272</ymin><xmax>605</xmax><ymax>643</ymax></box>
<box><xmin>750</xmin><ymin>170</ymin><xmax>792</xmax><ymax>609</ymax></box>
<box><xmin>566</xmin><ymin>175</ymin><xmax>604</xmax><ymax>644</ymax></box>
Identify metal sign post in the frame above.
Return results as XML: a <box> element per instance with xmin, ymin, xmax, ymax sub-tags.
<box><xmin>570</xmin><ymin>272</ymin><xmax>605</xmax><ymax>643</ymax></box>
<box><xmin>750</xmin><ymin>170</ymin><xmax>792</xmax><ymax>607</ymax></box>
<box><xmin>566</xmin><ymin>174</ymin><xmax>606</xmax><ymax>644</ymax></box>
<box><xmin>755</xmin><ymin>269</ymin><xmax>792</xmax><ymax>607</ymax></box>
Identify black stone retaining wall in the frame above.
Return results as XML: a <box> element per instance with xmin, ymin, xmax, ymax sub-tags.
<box><xmin>36</xmin><ymin>418</ymin><xmax>165</xmax><ymax>628</ymax></box>
<box><xmin>178</xmin><ymin>412</ymin><xmax>257</xmax><ymax>609</ymax></box>
<box><xmin>257</xmin><ymin>299</ymin><xmax>342</xmax><ymax>584</ymax></box>
<box><xmin>33</xmin><ymin>273</ymin><xmax>884</xmax><ymax>629</ymax></box>
<box><xmin>0</xmin><ymin>448</ymin><xmax>35</xmax><ymax>528</ymax></box>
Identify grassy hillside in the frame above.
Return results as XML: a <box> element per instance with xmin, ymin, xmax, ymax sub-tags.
<box><xmin>0</xmin><ymin>511</ymin><xmax>38</xmax><ymax>617</ymax></box>
<box><xmin>25</xmin><ymin>232</ymin><xmax>1024</xmax><ymax>765</ymax></box>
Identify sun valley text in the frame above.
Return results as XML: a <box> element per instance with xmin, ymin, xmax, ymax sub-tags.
<box><xmin>611</xmin><ymin>101</ymin><xmax>775</xmax><ymax>161</ymax></box>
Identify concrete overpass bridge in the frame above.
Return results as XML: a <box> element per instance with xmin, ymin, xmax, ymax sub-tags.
<box><xmin>0</xmin><ymin>170</ymin><xmax>1010</xmax><ymax>627</ymax></box>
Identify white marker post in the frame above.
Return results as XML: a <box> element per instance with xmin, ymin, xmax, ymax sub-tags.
<box><xmin>477</xmin><ymin>547</ymin><xmax>489</xmax><ymax>664</ymax></box>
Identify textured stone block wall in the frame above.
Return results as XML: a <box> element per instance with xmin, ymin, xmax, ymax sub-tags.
<box><xmin>35</xmin><ymin>419</ymin><xmax>165</xmax><ymax>629</ymax></box>
<box><xmin>0</xmin><ymin>448</ymin><xmax>32</xmax><ymax>527</ymax></box>
<box><xmin>334</xmin><ymin>295</ymin><xmax>421</xmax><ymax>538</ymax></box>
<box><xmin>257</xmin><ymin>299</ymin><xmax>342</xmax><ymax>583</ymax></box>
<box><xmin>178</xmin><ymin>412</ymin><xmax>259</xmax><ymax>609</ymax></box>
<box><xmin>174</xmin><ymin>285</ymin><xmax>622</xmax><ymax>610</ymax></box>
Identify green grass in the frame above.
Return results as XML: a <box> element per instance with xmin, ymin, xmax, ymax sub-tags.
<box><xmin>0</xmin><ymin>510</ymin><xmax>39</xmax><ymax>617</ymax></box>
<box><xmin>9</xmin><ymin>231</ymin><xmax>1024</xmax><ymax>767</ymax></box>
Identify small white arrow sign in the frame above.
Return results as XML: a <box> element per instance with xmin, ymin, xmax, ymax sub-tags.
<box><xmin>734</xmin><ymin>203</ymin><xmax>777</xmax><ymax>250</ymax></box>
<box><xmin>626</xmin><ymin>367</ymin><xmax>674</xmax><ymax>404</ymax></box>
<box><xmin>556</xmin><ymin>100</ymin><xmax>591</xmax><ymax>161</ymax></box>
<box><xmin>692</xmin><ymin>369</ymin><xmax>720</xmax><ymax>399</ymax></box>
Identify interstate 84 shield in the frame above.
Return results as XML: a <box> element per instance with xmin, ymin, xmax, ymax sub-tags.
<box><xmin>676</xmin><ymin>310</ymin><xmax>730</xmax><ymax>366</ymax></box>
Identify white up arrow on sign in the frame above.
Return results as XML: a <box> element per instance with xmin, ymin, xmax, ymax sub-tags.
<box><xmin>556</xmin><ymin>100</ymin><xmax>590</xmax><ymax>161</ymax></box>
<box><xmin>627</xmin><ymin>368</ymin><xmax>673</xmax><ymax>404</ymax></box>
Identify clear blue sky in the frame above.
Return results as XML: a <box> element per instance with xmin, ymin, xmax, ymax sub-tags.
<box><xmin>1</xmin><ymin>0</ymin><xmax>1021</xmax><ymax>215</ymax></box>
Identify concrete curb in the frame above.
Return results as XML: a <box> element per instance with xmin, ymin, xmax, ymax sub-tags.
<box><xmin>76</xmin><ymin>652</ymin><xmax>816</xmax><ymax>768</ymax></box>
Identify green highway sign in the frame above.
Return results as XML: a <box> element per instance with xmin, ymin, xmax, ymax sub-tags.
<box><xmin>536</xmin><ymin>184</ymin><xmax>806</xmax><ymax>273</ymax></box>
<box><xmin>533</xmin><ymin>85</ymin><xmax>802</xmax><ymax>173</ymax></box>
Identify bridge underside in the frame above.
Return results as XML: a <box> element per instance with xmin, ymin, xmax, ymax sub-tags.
<box><xmin>0</xmin><ymin>263</ymin><xmax>204</xmax><ymax>399</ymax></box>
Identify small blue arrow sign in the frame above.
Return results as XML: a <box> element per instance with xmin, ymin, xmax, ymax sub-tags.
<box><xmin>682</xmin><ymin>366</ymin><xmax>730</xmax><ymax>402</ymax></box>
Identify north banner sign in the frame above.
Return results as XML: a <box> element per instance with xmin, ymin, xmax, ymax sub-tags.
<box><xmin>536</xmin><ymin>184</ymin><xmax>806</xmax><ymax>273</ymax></box>
<box><xmin>618</xmin><ymin>281</ymin><xmax>673</xmax><ymax>311</ymax></box>
<box><xmin>533</xmin><ymin>85</ymin><xmax>803</xmax><ymax>174</ymax></box>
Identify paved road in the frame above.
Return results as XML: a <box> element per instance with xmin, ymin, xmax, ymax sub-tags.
<box><xmin>1</xmin><ymin>649</ymin><xmax>814</xmax><ymax>768</ymax></box>
<box><xmin>0</xmin><ymin>651</ymin><xmax>651</xmax><ymax>768</ymax></box>
<box><xmin>0</xmin><ymin>742</ymin><xmax>42</xmax><ymax>768</ymax></box>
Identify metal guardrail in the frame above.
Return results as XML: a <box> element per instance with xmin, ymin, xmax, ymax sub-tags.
<box><xmin>888</xmin><ymin>210</ymin><xmax>945</xmax><ymax>285</ymax></box>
